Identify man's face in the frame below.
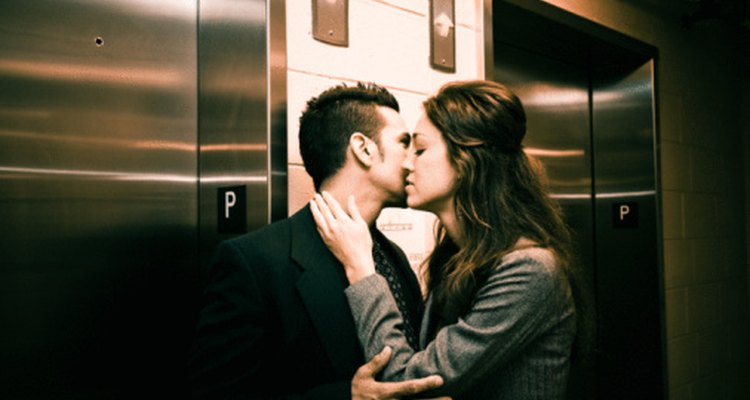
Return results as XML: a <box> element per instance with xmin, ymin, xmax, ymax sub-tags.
<box><xmin>369</xmin><ymin>106</ymin><xmax>411</xmax><ymax>207</ymax></box>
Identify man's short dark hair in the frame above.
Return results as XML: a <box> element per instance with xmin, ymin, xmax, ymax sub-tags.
<box><xmin>298</xmin><ymin>82</ymin><xmax>400</xmax><ymax>190</ymax></box>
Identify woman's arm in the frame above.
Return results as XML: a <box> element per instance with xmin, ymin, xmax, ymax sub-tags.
<box><xmin>311</xmin><ymin>192</ymin><xmax>573</xmax><ymax>396</ymax></box>
<box><xmin>346</xmin><ymin>249</ymin><xmax>574</xmax><ymax>396</ymax></box>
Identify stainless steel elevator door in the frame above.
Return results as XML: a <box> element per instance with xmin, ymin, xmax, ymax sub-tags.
<box><xmin>0</xmin><ymin>0</ymin><xmax>198</xmax><ymax>397</ymax></box>
<box><xmin>592</xmin><ymin>61</ymin><xmax>662</xmax><ymax>398</ymax></box>
<box><xmin>491</xmin><ymin>4</ymin><xmax>663</xmax><ymax>395</ymax></box>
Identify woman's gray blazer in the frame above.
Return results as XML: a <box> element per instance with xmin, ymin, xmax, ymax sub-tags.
<box><xmin>345</xmin><ymin>247</ymin><xmax>576</xmax><ymax>399</ymax></box>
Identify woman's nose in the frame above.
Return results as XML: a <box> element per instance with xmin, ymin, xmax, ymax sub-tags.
<box><xmin>401</xmin><ymin>153</ymin><xmax>414</xmax><ymax>171</ymax></box>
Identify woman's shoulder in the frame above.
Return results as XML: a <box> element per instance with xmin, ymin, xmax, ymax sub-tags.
<box><xmin>489</xmin><ymin>246</ymin><xmax>571</xmax><ymax>304</ymax></box>
<box><xmin>500</xmin><ymin>246</ymin><xmax>556</xmax><ymax>269</ymax></box>
<box><xmin>490</xmin><ymin>246</ymin><xmax>563</xmax><ymax>287</ymax></box>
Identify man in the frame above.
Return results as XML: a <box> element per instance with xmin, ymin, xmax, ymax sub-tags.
<box><xmin>188</xmin><ymin>83</ymin><xmax>441</xmax><ymax>399</ymax></box>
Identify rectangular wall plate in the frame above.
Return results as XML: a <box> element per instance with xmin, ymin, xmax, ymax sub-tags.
<box><xmin>312</xmin><ymin>0</ymin><xmax>348</xmax><ymax>46</ymax></box>
<box><xmin>430</xmin><ymin>0</ymin><xmax>455</xmax><ymax>72</ymax></box>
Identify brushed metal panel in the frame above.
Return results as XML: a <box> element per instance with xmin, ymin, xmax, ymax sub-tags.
<box><xmin>269</xmin><ymin>0</ymin><xmax>289</xmax><ymax>223</ymax></box>
<box><xmin>0</xmin><ymin>0</ymin><xmax>198</xmax><ymax>397</ymax></box>
<box><xmin>592</xmin><ymin>61</ymin><xmax>663</xmax><ymax>398</ymax></box>
<box><xmin>494</xmin><ymin>49</ymin><xmax>591</xmax><ymax>197</ymax></box>
<box><xmin>198</xmin><ymin>0</ymin><xmax>279</xmax><ymax>271</ymax></box>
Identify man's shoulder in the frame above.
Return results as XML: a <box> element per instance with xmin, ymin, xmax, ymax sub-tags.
<box><xmin>221</xmin><ymin>206</ymin><xmax>310</xmax><ymax>251</ymax></box>
<box><xmin>236</xmin><ymin>214</ymin><xmax>292</xmax><ymax>240</ymax></box>
<box><xmin>206</xmin><ymin>216</ymin><xmax>296</xmax><ymax>282</ymax></box>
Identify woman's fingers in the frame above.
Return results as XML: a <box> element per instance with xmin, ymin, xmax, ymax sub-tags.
<box><xmin>309</xmin><ymin>196</ymin><xmax>329</xmax><ymax>234</ymax></box>
<box><xmin>317</xmin><ymin>191</ymin><xmax>362</xmax><ymax>224</ymax></box>
<box><xmin>321</xmin><ymin>191</ymin><xmax>348</xmax><ymax>220</ymax></box>
<box><xmin>312</xmin><ymin>192</ymin><xmax>368</xmax><ymax>246</ymax></box>
<box><xmin>347</xmin><ymin>194</ymin><xmax>365</xmax><ymax>224</ymax></box>
<box><xmin>313</xmin><ymin>193</ymin><xmax>337</xmax><ymax>225</ymax></box>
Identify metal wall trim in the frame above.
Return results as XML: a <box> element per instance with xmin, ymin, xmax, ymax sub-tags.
<box><xmin>268</xmin><ymin>0</ymin><xmax>288</xmax><ymax>223</ymax></box>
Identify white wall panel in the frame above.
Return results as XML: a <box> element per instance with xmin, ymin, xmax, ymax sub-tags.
<box><xmin>286</xmin><ymin>0</ymin><xmax>485</xmax><ymax>273</ymax></box>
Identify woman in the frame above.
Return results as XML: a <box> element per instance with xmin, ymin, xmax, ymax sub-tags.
<box><xmin>311</xmin><ymin>80</ymin><xmax>590</xmax><ymax>399</ymax></box>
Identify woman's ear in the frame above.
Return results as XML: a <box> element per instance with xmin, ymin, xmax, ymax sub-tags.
<box><xmin>349</xmin><ymin>132</ymin><xmax>374</xmax><ymax>167</ymax></box>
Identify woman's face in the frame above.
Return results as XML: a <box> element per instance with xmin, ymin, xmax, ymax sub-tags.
<box><xmin>402</xmin><ymin>112</ymin><xmax>458</xmax><ymax>215</ymax></box>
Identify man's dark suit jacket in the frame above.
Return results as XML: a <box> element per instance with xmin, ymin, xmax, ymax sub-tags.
<box><xmin>188</xmin><ymin>205</ymin><xmax>424</xmax><ymax>399</ymax></box>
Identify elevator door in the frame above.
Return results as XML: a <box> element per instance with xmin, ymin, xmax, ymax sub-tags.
<box><xmin>0</xmin><ymin>0</ymin><xmax>284</xmax><ymax>398</ymax></box>
<box><xmin>492</xmin><ymin>2</ymin><xmax>664</xmax><ymax>398</ymax></box>
<box><xmin>0</xmin><ymin>1</ymin><xmax>199</xmax><ymax>398</ymax></box>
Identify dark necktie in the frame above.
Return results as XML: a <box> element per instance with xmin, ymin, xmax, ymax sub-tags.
<box><xmin>372</xmin><ymin>238</ymin><xmax>419</xmax><ymax>349</ymax></box>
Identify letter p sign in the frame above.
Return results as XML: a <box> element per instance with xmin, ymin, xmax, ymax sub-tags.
<box><xmin>612</xmin><ymin>201</ymin><xmax>638</xmax><ymax>229</ymax></box>
<box><xmin>619</xmin><ymin>204</ymin><xmax>630</xmax><ymax>221</ymax></box>
<box><xmin>218</xmin><ymin>185</ymin><xmax>246</xmax><ymax>234</ymax></box>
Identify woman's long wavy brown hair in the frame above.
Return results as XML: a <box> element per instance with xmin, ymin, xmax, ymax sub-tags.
<box><xmin>423</xmin><ymin>80</ymin><xmax>592</xmax><ymax>362</ymax></box>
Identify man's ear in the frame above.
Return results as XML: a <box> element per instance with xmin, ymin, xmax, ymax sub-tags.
<box><xmin>349</xmin><ymin>132</ymin><xmax>374</xmax><ymax>167</ymax></box>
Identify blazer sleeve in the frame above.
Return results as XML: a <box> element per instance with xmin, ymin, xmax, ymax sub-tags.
<box><xmin>344</xmin><ymin>251</ymin><xmax>572</xmax><ymax>396</ymax></box>
<box><xmin>188</xmin><ymin>240</ymin><xmax>351</xmax><ymax>400</ymax></box>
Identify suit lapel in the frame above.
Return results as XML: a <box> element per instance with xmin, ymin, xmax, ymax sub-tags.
<box><xmin>291</xmin><ymin>206</ymin><xmax>364</xmax><ymax>378</ymax></box>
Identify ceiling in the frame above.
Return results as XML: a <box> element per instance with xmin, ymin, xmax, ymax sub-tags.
<box><xmin>624</xmin><ymin>0</ymin><xmax>750</xmax><ymax>30</ymax></box>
